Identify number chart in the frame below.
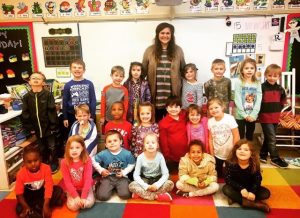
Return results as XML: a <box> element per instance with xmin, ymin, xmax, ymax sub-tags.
<box><xmin>232</xmin><ymin>33</ymin><xmax>257</xmax><ymax>54</ymax></box>
<box><xmin>42</xmin><ymin>36</ymin><xmax>82</xmax><ymax>67</ymax></box>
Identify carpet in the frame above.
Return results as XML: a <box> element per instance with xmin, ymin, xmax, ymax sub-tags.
<box><xmin>1</xmin><ymin>165</ymin><xmax>300</xmax><ymax>218</ymax></box>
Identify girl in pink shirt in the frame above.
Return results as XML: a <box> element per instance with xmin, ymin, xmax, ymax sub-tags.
<box><xmin>186</xmin><ymin>104</ymin><xmax>209</xmax><ymax>154</ymax></box>
<box><xmin>61</xmin><ymin>135</ymin><xmax>95</xmax><ymax>211</ymax></box>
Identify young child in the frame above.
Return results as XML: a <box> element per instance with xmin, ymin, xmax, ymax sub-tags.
<box><xmin>100</xmin><ymin>66</ymin><xmax>129</xmax><ymax>125</ymax></box>
<box><xmin>222</xmin><ymin>139</ymin><xmax>270</xmax><ymax>213</ymax></box>
<box><xmin>123</xmin><ymin>62</ymin><xmax>151</xmax><ymax>125</ymax></box>
<box><xmin>61</xmin><ymin>135</ymin><xmax>95</xmax><ymax>211</ymax></box>
<box><xmin>15</xmin><ymin>145</ymin><xmax>64</xmax><ymax>218</ymax></box>
<box><xmin>22</xmin><ymin>71</ymin><xmax>59</xmax><ymax>173</ymax></box>
<box><xmin>131</xmin><ymin>102</ymin><xmax>159</xmax><ymax>157</ymax></box>
<box><xmin>92</xmin><ymin>130</ymin><xmax>135</xmax><ymax>201</ymax></box>
<box><xmin>207</xmin><ymin>98</ymin><xmax>240</xmax><ymax>177</ymax></box>
<box><xmin>129</xmin><ymin>133</ymin><xmax>174</xmax><ymax>202</ymax></box>
<box><xmin>69</xmin><ymin>104</ymin><xmax>98</xmax><ymax>156</ymax></box>
<box><xmin>204</xmin><ymin>59</ymin><xmax>231</xmax><ymax>113</ymax></box>
<box><xmin>186</xmin><ymin>104</ymin><xmax>209</xmax><ymax>153</ymax></box>
<box><xmin>55</xmin><ymin>98</ymin><xmax>68</xmax><ymax>158</ymax></box>
<box><xmin>176</xmin><ymin>140</ymin><xmax>219</xmax><ymax>197</ymax></box>
<box><xmin>234</xmin><ymin>58</ymin><xmax>262</xmax><ymax>141</ymax></box>
<box><xmin>258</xmin><ymin>64</ymin><xmax>288</xmax><ymax>168</ymax></box>
<box><xmin>159</xmin><ymin>96</ymin><xmax>188</xmax><ymax>170</ymax></box>
<box><xmin>181</xmin><ymin>63</ymin><xmax>203</xmax><ymax>109</ymax></box>
<box><xmin>104</xmin><ymin>101</ymin><xmax>132</xmax><ymax>151</ymax></box>
<box><xmin>63</xmin><ymin>59</ymin><xmax>96</xmax><ymax>128</ymax></box>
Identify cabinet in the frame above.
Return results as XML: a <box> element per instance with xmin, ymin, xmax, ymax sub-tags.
<box><xmin>0</xmin><ymin>110</ymin><xmax>36</xmax><ymax>190</ymax></box>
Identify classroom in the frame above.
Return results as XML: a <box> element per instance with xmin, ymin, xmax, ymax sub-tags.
<box><xmin>0</xmin><ymin>0</ymin><xmax>300</xmax><ymax>218</ymax></box>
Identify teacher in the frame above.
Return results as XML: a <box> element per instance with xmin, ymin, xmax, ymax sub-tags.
<box><xmin>142</xmin><ymin>22</ymin><xmax>186</xmax><ymax>121</ymax></box>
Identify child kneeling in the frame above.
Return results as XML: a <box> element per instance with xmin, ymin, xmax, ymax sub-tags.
<box><xmin>92</xmin><ymin>130</ymin><xmax>135</xmax><ymax>200</ymax></box>
<box><xmin>176</xmin><ymin>140</ymin><xmax>219</xmax><ymax>197</ymax></box>
<box><xmin>129</xmin><ymin>132</ymin><xmax>174</xmax><ymax>202</ymax></box>
<box><xmin>61</xmin><ymin>135</ymin><xmax>95</xmax><ymax>211</ymax></box>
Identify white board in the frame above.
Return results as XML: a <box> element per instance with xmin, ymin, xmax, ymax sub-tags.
<box><xmin>34</xmin><ymin>16</ymin><xmax>285</xmax><ymax>99</ymax></box>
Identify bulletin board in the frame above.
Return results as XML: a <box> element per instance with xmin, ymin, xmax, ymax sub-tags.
<box><xmin>42</xmin><ymin>36</ymin><xmax>82</xmax><ymax>67</ymax></box>
<box><xmin>282</xmin><ymin>13</ymin><xmax>300</xmax><ymax>94</ymax></box>
<box><xmin>0</xmin><ymin>22</ymin><xmax>37</xmax><ymax>94</ymax></box>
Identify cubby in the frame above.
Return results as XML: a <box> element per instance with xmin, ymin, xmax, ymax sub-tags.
<box><xmin>0</xmin><ymin>110</ymin><xmax>36</xmax><ymax>190</ymax></box>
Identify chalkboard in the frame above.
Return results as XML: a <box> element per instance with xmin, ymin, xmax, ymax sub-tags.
<box><xmin>42</xmin><ymin>36</ymin><xmax>82</xmax><ymax>67</ymax></box>
<box><xmin>283</xmin><ymin>13</ymin><xmax>300</xmax><ymax>94</ymax></box>
<box><xmin>0</xmin><ymin>22</ymin><xmax>37</xmax><ymax>94</ymax></box>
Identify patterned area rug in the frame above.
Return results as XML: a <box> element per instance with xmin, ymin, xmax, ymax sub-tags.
<box><xmin>1</xmin><ymin>164</ymin><xmax>300</xmax><ymax>218</ymax></box>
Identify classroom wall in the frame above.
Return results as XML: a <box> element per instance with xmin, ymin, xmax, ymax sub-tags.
<box><xmin>33</xmin><ymin>15</ymin><xmax>285</xmax><ymax>99</ymax></box>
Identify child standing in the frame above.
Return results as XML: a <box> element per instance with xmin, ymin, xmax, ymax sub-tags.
<box><xmin>63</xmin><ymin>59</ymin><xmax>96</xmax><ymax>128</ymax></box>
<box><xmin>159</xmin><ymin>96</ymin><xmax>188</xmax><ymax>170</ymax></box>
<box><xmin>234</xmin><ymin>58</ymin><xmax>262</xmax><ymax>141</ymax></box>
<box><xmin>186</xmin><ymin>104</ymin><xmax>209</xmax><ymax>154</ymax></box>
<box><xmin>204</xmin><ymin>59</ymin><xmax>231</xmax><ymax>113</ymax></box>
<box><xmin>176</xmin><ymin>140</ymin><xmax>219</xmax><ymax>197</ymax></box>
<box><xmin>22</xmin><ymin>71</ymin><xmax>59</xmax><ymax>173</ymax></box>
<box><xmin>15</xmin><ymin>146</ymin><xmax>64</xmax><ymax>218</ymax></box>
<box><xmin>222</xmin><ymin>139</ymin><xmax>270</xmax><ymax>213</ymax></box>
<box><xmin>61</xmin><ymin>135</ymin><xmax>95</xmax><ymax>211</ymax></box>
<box><xmin>104</xmin><ymin>101</ymin><xmax>132</xmax><ymax>151</ymax></box>
<box><xmin>129</xmin><ymin>133</ymin><xmax>174</xmax><ymax>202</ymax></box>
<box><xmin>258</xmin><ymin>64</ymin><xmax>288</xmax><ymax>168</ymax></box>
<box><xmin>69</xmin><ymin>104</ymin><xmax>98</xmax><ymax>156</ymax></box>
<box><xmin>123</xmin><ymin>62</ymin><xmax>151</xmax><ymax>125</ymax></box>
<box><xmin>92</xmin><ymin>130</ymin><xmax>135</xmax><ymax>201</ymax></box>
<box><xmin>131</xmin><ymin>102</ymin><xmax>159</xmax><ymax>157</ymax></box>
<box><xmin>181</xmin><ymin>63</ymin><xmax>203</xmax><ymax>109</ymax></box>
<box><xmin>55</xmin><ymin>99</ymin><xmax>68</xmax><ymax>158</ymax></box>
<box><xmin>100</xmin><ymin>66</ymin><xmax>129</xmax><ymax>124</ymax></box>
<box><xmin>208</xmin><ymin>98</ymin><xmax>240</xmax><ymax>177</ymax></box>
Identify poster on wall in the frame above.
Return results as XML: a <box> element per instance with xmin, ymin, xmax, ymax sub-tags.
<box><xmin>42</xmin><ymin>36</ymin><xmax>82</xmax><ymax>67</ymax></box>
<box><xmin>235</xmin><ymin>0</ymin><xmax>251</xmax><ymax>10</ymax></box>
<box><xmin>204</xmin><ymin>0</ymin><xmax>219</xmax><ymax>12</ymax></box>
<box><xmin>0</xmin><ymin>22</ymin><xmax>37</xmax><ymax>94</ymax></box>
<box><xmin>253</xmin><ymin>0</ymin><xmax>269</xmax><ymax>10</ymax></box>
<box><xmin>287</xmin><ymin>0</ymin><xmax>300</xmax><ymax>9</ymax></box>
<box><xmin>282</xmin><ymin>13</ymin><xmax>300</xmax><ymax>94</ymax></box>
<box><xmin>272</xmin><ymin>0</ymin><xmax>285</xmax><ymax>9</ymax></box>
<box><xmin>220</xmin><ymin>0</ymin><xmax>234</xmax><ymax>11</ymax></box>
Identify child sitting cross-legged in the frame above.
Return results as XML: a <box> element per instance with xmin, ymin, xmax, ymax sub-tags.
<box><xmin>129</xmin><ymin>132</ymin><xmax>174</xmax><ymax>202</ymax></box>
<box><xmin>176</xmin><ymin>139</ymin><xmax>219</xmax><ymax>197</ymax></box>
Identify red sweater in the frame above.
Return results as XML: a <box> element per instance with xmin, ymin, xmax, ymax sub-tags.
<box><xmin>105</xmin><ymin>120</ymin><xmax>132</xmax><ymax>150</ymax></box>
<box><xmin>60</xmin><ymin>158</ymin><xmax>93</xmax><ymax>199</ymax></box>
<box><xmin>159</xmin><ymin>110</ymin><xmax>188</xmax><ymax>162</ymax></box>
<box><xmin>15</xmin><ymin>163</ymin><xmax>53</xmax><ymax>199</ymax></box>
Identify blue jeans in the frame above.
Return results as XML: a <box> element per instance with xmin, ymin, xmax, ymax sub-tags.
<box><xmin>260</xmin><ymin>123</ymin><xmax>279</xmax><ymax>159</ymax></box>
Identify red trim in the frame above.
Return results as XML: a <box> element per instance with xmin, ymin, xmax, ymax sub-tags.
<box><xmin>282</xmin><ymin>14</ymin><xmax>300</xmax><ymax>71</ymax></box>
<box><xmin>0</xmin><ymin>22</ymin><xmax>38</xmax><ymax>71</ymax></box>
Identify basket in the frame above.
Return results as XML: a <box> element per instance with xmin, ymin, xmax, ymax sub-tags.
<box><xmin>279</xmin><ymin>110</ymin><xmax>300</xmax><ymax>130</ymax></box>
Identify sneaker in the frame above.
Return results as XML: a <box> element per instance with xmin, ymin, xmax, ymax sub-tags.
<box><xmin>157</xmin><ymin>193</ymin><xmax>172</xmax><ymax>202</ymax></box>
<box><xmin>132</xmin><ymin>193</ymin><xmax>142</xmax><ymax>200</ymax></box>
<box><xmin>260</xmin><ymin>156</ymin><xmax>267</xmax><ymax>163</ymax></box>
<box><xmin>50</xmin><ymin>163</ymin><xmax>59</xmax><ymax>174</ymax></box>
<box><xmin>271</xmin><ymin>158</ymin><xmax>289</xmax><ymax>168</ymax></box>
<box><xmin>176</xmin><ymin>190</ymin><xmax>189</xmax><ymax>198</ymax></box>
